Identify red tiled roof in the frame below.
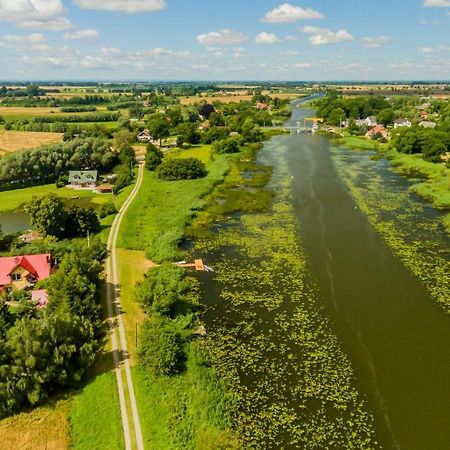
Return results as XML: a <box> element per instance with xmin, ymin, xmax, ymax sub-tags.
<box><xmin>0</xmin><ymin>254</ymin><xmax>51</xmax><ymax>286</ymax></box>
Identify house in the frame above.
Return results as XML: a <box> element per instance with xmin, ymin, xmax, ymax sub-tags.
<box><xmin>137</xmin><ymin>129</ymin><xmax>156</xmax><ymax>143</ymax></box>
<box><xmin>0</xmin><ymin>254</ymin><xmax>52</xmax><ymax>294</ymax></box>
<box><xmin>420</xmin><ymin>111</ymin><xmax>429</xmax><ymax>120</ymax></box>
<box><xmin>198</xmin><ymin>121</ymin><xmax>210</xmax><ymax>131</ymax></box>
<box><xmin>68</xmin><ymin>170</ymin><xmax>98</xmax><ymax>188</ymax></box>
<box><xmin>365</xmin><ymin>116</ymin><xmax>378</xmax><ymax>127</ymax></box>
<box><xmin>418</xmin><ymin>121</ymin><xmax>437</xmax><ymax>129</ymax></box>
<box><xmin>355</xmin><ymin>116</ymin><xmax>378</xmax><ymax>127</ymax></box>
<box><xmin>394</xmin><ymin>118</ymin><xmax>412</xmax><ymax>128</ymax></box>
<box><xmin>365</xmin><ymin>125</ymin><xmax>389</xmax><ymax>140</ymax></box>
<box><xmin>255</xmin><ymin>102</ymin><xmax>269</xmax><ymax>110</ymax></box>
<box><xmin>416</xmin><ymin>103</ymin><xmax>431</xmax><ymax>111</ymax></box>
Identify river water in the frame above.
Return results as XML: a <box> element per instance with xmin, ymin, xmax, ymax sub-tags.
<box><xmin>0</xmin><ymin>211</ymin><xmax>30</xmax><ymax>234</ymax></box>
<box><xmin>282</xmin><ymin>103</ymin><xmax>450</xmax><ymax>449</ymax></box>
<box><xmin>199</xmin><ymin>99</ymin><xmax>450</xmax><ymax>449</ymax></box>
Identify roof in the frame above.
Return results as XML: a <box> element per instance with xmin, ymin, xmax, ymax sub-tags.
<box><xmin>419</xmin><ymin>121</ymin><xmax>436</xmax><ymax>128</ymax></box>
<box><xmin>368</xmin><ymin>125</ymin><xmax>388</xmax><ymax>134</ymax></box>
<box><xmin>0</xmin><ymin>254</ymin><xmax>51</xmax><ymax>286</ymax></box>
<box><xmin>68</xmin><ymin>170</ymin><xmax>98</xmax><ymax>183</ymax></box>
<box><xmin>32</xmin><ymin>289</ymin><xmax>49</xmax><ymax>308</ymax></box>
<box><xmin>394</xmin><ymin>118</ymin><xmax>410</xmax><ymax>124</ymax></box>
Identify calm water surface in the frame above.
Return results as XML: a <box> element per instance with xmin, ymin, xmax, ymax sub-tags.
<box><xmin>0</xmin><ymin>211</ymin><xmax>30</xmax><ymax>233</ymax></box>
<box><xmin>281</xmin><ymin>102</ymin><xmax>450</xmax><ymax>449</ymax></box>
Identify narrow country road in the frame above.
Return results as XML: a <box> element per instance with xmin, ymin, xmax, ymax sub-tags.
<box><xmin>106</xmin><ymin>161</ymin><xmax>145</xmax><ymax>450</ymax></box>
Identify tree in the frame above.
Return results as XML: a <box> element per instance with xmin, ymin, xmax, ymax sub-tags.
<box><xmin>138</xmin><ymin>317</ymin><xmax>184</xmax><ymax>376</ymax></box>
<box><xmin>376</xmin><ymin>108</ymin><xmax>395</xmax><ymax>127</ymax></box>
<box><xmin>198</xmin><ymin>103</ymin><xmax>215</xmax><ymax>119</ymax></box>
<box><xmin>212</xmin><ymin>137</ymin><xmax>240</xmax><ymax>154</ymax></box>
<box><xmin>145</xmin><ymin>143</ymin><xmax>164</xmax><ymax>171</ymax></box>
<box><xmin>147</xmin><ymin>117</ymin><xmax>170</xmax><ymax>146</ymax></box>
<box><xmin>157</xmin><ymin>157</ymin><xmax>206</xmax><ymax>181</ymax></box>
<box><xmin>25</xmin><ymin>194</ymin><xmax>67</xmax><ymax>238</ymax></box>
<box><xmin>176</xmin><ymin>123</ymin><xmax>200</xmax><ymax>145</ymax></box>
<box><xmin>327</xmin><ymin>108</ymin><xmax>346</xmax><ymax>126</ymax></box>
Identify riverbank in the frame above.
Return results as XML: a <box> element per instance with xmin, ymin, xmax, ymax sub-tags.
<box><xmin>334</xmin><ymin>134</ymin><xmax>450</xmax><ymax>233</ymax></box>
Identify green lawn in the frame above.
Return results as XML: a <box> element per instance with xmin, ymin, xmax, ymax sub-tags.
<box><xmin>0</xmin><ymin>184</ymin><xmax>113</xmax><ymax>213</ymax></box>
<box><xmin>69</xmin><ymin>372</ymin><xmax>124</xmax><ymax>450</ymax></box>
<box><xmin>170</xmin><ymin>144</ymin><xmax>213</xmax><ymax>164</ymax></box>
<box><xmin>335</xmin><ymin>135</ymin><xmax>388</xmax><ymax>151</ymax></box>
<box><xmin>119</xmin><ymin>148</ymin><xmax>229</xmax><ymax>262</ymax></box>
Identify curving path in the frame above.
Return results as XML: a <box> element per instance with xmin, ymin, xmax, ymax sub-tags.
<box><xmin>105</xmin><ymin>161</ymin><xmax>145</xmax><ymax>450</ymax></box>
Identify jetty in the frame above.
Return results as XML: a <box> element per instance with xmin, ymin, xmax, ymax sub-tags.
<box><xmin>174</xmin><ymin>259</ymin><xmax>214</xmax><ymax>272</ymax></box>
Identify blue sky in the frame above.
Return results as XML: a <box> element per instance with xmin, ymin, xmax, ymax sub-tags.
<box><xmin>0</xmin><ymin>0</ymin><xmax>449</xmax><ymax>81</ymax></box>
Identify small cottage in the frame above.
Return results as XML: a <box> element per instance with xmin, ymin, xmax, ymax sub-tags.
<box><xmin>394</xmin><ymin>118</ymin><xmax>412</xmax><ymax>128</ymax></box>
<box><xmin>68</xmin><ymin>170</ymin><xmax>98</xmax><ymax>188</ymax></box>
<box><xmin>365</xmin><ymin>125</ymin><xmax>389</xmax><ymax>140</ymax></box>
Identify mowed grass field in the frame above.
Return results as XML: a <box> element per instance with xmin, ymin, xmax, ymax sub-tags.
<box><xmin>0</xmin><ymin>130</ymin><xmax>63</xmax><ymax>153</ymax></box>
<box><xmin>0</xmin><ymin>183</ymin><xmax>113</xmax><ymax>213</ymax></box>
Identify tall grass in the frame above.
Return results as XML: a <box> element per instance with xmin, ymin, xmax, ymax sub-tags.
<box><xmin>133</xmin><ymin>343</ymin><xmax>239</xmax><ymax>450</ymax></box>
<box><xmin>119</xmin><ymin>150</ymin><xmax>229</xmax><ymax>262</ymax></box>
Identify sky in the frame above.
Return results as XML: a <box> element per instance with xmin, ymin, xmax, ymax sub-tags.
<box><xmin>0</xmin><ymin>0</ymin><xmax>449</xmax><ymax>81</ymax></box>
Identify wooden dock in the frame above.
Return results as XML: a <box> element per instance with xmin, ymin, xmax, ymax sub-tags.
<box><xmin>175</xmin><ymin>259</ymin><xmax>207</xmax><ymax>271</ymax></box>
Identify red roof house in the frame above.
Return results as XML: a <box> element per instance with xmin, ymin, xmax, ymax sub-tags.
<box><xmin>0</xmin><ymin>254</ymin><xmax>52</xmax><ymax>293</ymax></box>
<box><xmin>365</xmin><ymin>125</ymin><xmax>389</xmax><ymax>140</ymax></box>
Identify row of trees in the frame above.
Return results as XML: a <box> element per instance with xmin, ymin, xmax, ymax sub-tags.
<box><xmin>0</xmin><ymin>241</ymin><xmax>105</xmax><ymax>417</ymax></box>
<box><xmin>0</xmin><ymin>137</ymin><xmax>118</xmax><ymax>190</ymax></box>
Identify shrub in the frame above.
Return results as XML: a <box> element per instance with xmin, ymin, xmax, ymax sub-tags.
<box><xmin>98</xmin><ymin>202</ymin><xmax>117</xmax><ymax>218</ymax></box>
<box><xmin>138</xmin><ymin>317</ymin><xmax>184</xmax><ymax>376</ymax></box>
<box><xmin>136</xmin><ymin>264</ymin><xmax>190</xmax><ymax>316</ymax></box>
<box><xmin>212</xmin><ymin>137</ymin><xmax>240</xmax><ymax>154</ymax></box>
<box><xmin>157</xmin><ymin>157</ymin><xmax>206</xmax><ymax>181</ymax></box>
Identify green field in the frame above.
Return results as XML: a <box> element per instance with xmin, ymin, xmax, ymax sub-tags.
<box><xmin>0</xmin><ymin>184</ymin><xmax>113</xmax><ymax>213</ymax></box>
<box><xmin>119</xmin><ymin>146</ymin><xmax>229</xmax><ymax>262</ymax></box>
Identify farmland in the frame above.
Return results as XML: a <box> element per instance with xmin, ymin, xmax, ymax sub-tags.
<box><xmin>0</xmin><ymin>130</ymin><xmax>63</xmax><ymax>153</ymax></box>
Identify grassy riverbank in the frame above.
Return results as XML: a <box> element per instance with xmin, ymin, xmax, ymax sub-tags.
<box><xmin>117</xmin><ymin>145</ymin><xmax>241</xmax><ymax>448</ymax></box>
<box><xmin>334</xmin><ymin>135</ymin><xmax>450</xmax><ymax>233</ymax></box>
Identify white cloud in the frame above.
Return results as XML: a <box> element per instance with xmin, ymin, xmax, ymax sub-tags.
<box><xmin>280</xmin><ymin>50</ymin><xmax>299</xmax><ymax>56</ymax></box>
<box><xmin>285</xmin><ymin>35</ymin><xmax>300</xmax><ymax>42</ymax></box>
<box><xmin>361</xmin><ymin>35</ymin><xmax>392</xmax><ymax>48</ymax></box>
<box><xmin>301</xmin><ymin>26</ymin><xmax>354</xmax><ymax>45</ymax></box>
<box><xmin>63</xmin><ymin>29</ymin><xmax>99</xmax><ymax>40</ymax></box>
<box><xmin>0</xmin><ymin>33</ymin><xmax>50</xmax><ymax>51</ymax></box>
<box><xmin>419</xmin><ymin>44</ymin><xmax>450</xmax><ymax>53</ymax></box>
<box><xmin>294</xmin><ymin>62</ymin><xmax>311</xmax><ymax>68</ymax></box>
<box><xmin>255</xmin><ymin>32</ymin><xmax>281</xmax><ymax>44</ymax></box>
<box><xmin>0</xmin><ymin>0</ymin><xmax>72</xmax><ymax>30</ymax></box>
<box><xmin>197</xmin><ymin>29</ymin><xmax>247</xmax><ymax>46</ymax></box>
<box><xmin>423</xmin><ymin>0</ymin><xmax>450</xmax><ymax>6</ymax></box>
<box><xmin>262</xmin><ymin>3</ymin><xmax>323</xmax><ymax>23</ymax></box>
<box><xmin>73</xmin><ymin>0</ymin><xmax>165</xmax><ymax>13</ymax></box>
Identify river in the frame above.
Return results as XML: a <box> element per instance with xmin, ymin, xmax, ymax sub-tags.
<box><xmin>0</xmin><ymin>211</ymin><xmax>30</xmax><ymax>234</ymax></box>
<box><xmin>199</xmin><ymin>98</ymin><xmax>450</xmax><ymax>449</ymax></box>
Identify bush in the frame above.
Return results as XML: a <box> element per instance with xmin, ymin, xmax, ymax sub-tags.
<box><xmin>138</xmin><ymin>317</ymin><xmax>184</xmax><ymax>376</ymax></box>
<box><xmin>212</xmin><ymin>137</ymin><xmax>240</xmax><ymax>154</ymax></box>
<box><xmin>157</xmin><ymin>157</ymin><xmax>206</xmax><ymax>181</ymax></box>
<box><xmin>136</xmin><ymin>264</ymin><xmax>190</xmax><ymax>316</ymax></box>
<box><xmin>98</xmin><ymin>202</ymin><xmax>117</xmax><ymax>218</ymax></box>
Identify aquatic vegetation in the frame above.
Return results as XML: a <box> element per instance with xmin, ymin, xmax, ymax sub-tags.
<box><xmin>332</xmin><ymin>147</ymin><xmax>450</xmax><ymax>313</ymax></box>
<box><xmin>193</xmin><ymin>146</ymin><xmax>377</xmax><ymax>448</ymax></box>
